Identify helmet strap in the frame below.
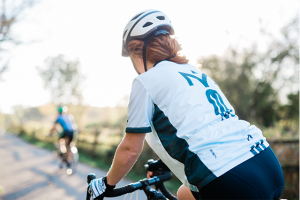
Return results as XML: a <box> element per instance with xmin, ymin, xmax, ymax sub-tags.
<box><xmin>142</xmin><ymin>36</ymin><xmax>151</xmax><ymax>73</ymax></box>
<box><xmin>142</xmin><ymin>30</ymin><xmax>171</xmax><ymax>73</ymax></box>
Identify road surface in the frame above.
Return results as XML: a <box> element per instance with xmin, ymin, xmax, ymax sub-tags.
<box><xmin>0</xmin><ymin>132</ymin><xmax>146</xmax><ymax>200</ymax></box>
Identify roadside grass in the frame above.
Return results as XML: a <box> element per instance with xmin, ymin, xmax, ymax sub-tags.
<box><xmin>19</xmin><ymin>133</ymin><xmax>54</xmax><ymax>151</ymax></box>
<box><xmin>17</xmin><ymin>133</ymin><xmax>181</xmax><ymax>194</ymax></box>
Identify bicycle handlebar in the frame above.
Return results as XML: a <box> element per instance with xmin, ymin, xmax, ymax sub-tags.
<box><xmin>87</xmin><ymin>173</ymin><xmax>287</xmax><ymax>200</ymax></box>
<box><xmin>87</xmin><ymin>172</ymin><xmax>173</xmax><ymax>199</ymax></box>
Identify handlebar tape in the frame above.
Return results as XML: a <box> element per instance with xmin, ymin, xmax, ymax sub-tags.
<box><xmin>104</xmin><ymin>172</ymin><xmax>172</xmax><ymax>197</ymax></box>
<box><xmin>105</xmin><ymin>185</ymin><xmax>135</xmax><ymax>197</ymax></box>
<box><xmin>86</xmin><ymin>172</ymin><xmax>172</xmax><ymax>198</ymax></box>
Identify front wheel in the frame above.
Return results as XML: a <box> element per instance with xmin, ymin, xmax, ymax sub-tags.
<box><xmin>68</xmin><ymin>146</ymin><xmax>79</xmax><ymax>174</ymax></box>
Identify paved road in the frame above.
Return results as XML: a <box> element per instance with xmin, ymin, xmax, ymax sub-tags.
<box><xmin>0</xmin><ymin>133</ymin><xmax>146</xmax><ymax>200</ymax></box>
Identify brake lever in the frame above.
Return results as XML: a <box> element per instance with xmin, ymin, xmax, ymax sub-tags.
<box><xmin>86</xmin><ymin>173</ymin><xmax>97</xmax><ymax>200</ymax></box>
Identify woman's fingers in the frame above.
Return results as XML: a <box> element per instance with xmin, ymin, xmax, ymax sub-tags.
<box><xmin>147</xmin><ymin>171</ymin><xmax>153</xmax><ymax>178</ymax></box>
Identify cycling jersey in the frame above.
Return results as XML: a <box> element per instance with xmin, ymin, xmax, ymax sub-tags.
<box><xmin>125</xmin><ymin>61</ymin><xmax>269</xmax><ymax>191</ymax></box>
<box><xmin>55</xmin><ymin>114</ymin><xmax>74</xmax><ymax>132</ymax></box>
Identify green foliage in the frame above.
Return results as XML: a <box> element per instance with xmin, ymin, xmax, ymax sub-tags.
<box><xmin>78</xmin><ymin>150</ymin><xmax>111</xmax><ymax>171</ymax></box>
<box><xmin>23</xmin><ymin>107</ymin><xmax>44</xmax><ymax>121</ymax></box>
<box><xmin>18</xmin><ymin>132</ymin><xmax>54</xmax><ymax>151</ymax></box>
<box><xmin>37</xmin><ymin>54</ymin><xmax>85</xmax><ymax>105</ymax></box>
<box><xmin>3</xmin><ymin>106</ymin><xmax>45</xmax><ymax>129</ymax></box>
<box><xmin>198</xmin><ymin>16</ymin><xmax>299</xmax><ymax>127</ymax></box>
<box><xmin>0</xmin><ymin>112</ymin><xmax>4</xmax><ymax>128</ymax></box>
<box><xmin>199</xmin><ymin>49</ymin><xmax>277</xmax><ymax>126</ymax></box>
<box><xmin>285</xmin><ymin>91</ymin><xmax>300</xmax><ymax>120</ymax></box>
<box><xmin>85</xmin><ymin>114</ymin><xmax>127</xmax><ymax>131</ymax></box>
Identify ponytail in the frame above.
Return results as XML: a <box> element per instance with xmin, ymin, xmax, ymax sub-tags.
<box><xmin>128</xmin><ymin>35</ymin><xmax>189</xmax><ymax>64</ymax></box>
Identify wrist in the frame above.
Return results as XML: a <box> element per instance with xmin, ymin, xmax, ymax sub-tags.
<box><xmin>103</xmin><ymin>176</ymin><xmax>115</xmax><ymax>191</ymax></box>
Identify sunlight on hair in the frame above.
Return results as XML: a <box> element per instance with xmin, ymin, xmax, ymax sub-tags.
<box><xmin>196</xmin><ymin>63</ymin><xmax>202</xmax><ymax>70</ymax></box>
<box><xmin>171</xmin><ymin>34</ymin><xmax>199</xmax><ymax>66</ymax></box>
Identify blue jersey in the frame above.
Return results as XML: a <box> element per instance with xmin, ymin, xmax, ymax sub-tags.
<box><xmin>55</xmin><ymin>114</ymin><xmax>74</xmax><ymax>132</ymax></box>
<box><xmin>126</xmin><ymin>61</ymin><xmax>268</xmax><ymax>191</ymax></box>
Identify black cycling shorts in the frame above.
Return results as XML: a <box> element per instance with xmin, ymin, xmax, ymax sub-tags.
<box><xmin>191</xmin><ymin>147</ymin><xmax>284</xmax><ymax>200</ymax></box>
<box><xmin>60</xmin><ymin>130</ymin><xmax>74</xmax><ymax>144</ymax></box>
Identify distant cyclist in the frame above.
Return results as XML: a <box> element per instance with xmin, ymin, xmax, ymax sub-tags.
<box><xmin>88</xmin><ymin>9</ymin><xmax>284</xmax><ymax>200</ymax></box>
<box><xmin>51</xmin><ymin>106</ymin><xmax>77</xmax><ymax>167</ymax></box>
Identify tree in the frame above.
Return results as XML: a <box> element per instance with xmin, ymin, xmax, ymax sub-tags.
<box><xmin>198</xmin><ymin>16</ymin><xmax>299</xmax><ymax>127</ymax></box>
<box><xmin>0</xmin><ymin>0</ymin><xmax>38</xmax><ymax>79</ymax></box>
<box><xmin>23</xmin><ymin>106</ymin><xmax>44</xmax><ymax>121</ymax></box>
<box><xmin>279</xmin><ymin>92</ymin><xmax>299</xmax><ymax>124</ymax></box>
<box><xmin>0</xmin><ymin>62</ymin><xmax>7</xmax><ymax>81</ymax></box>
<box><xmin>37</xmin><ymin>54</ymin><xmax>85</xmax><ymax>105</ymax></box>
<box><xmin>0</xmin><ymin>0</ymin><xmax>38</xmax><ymax>45</ymax></box>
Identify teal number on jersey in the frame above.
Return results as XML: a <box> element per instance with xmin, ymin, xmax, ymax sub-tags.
<box><xmin>179</xmin><ymin>72</ymin><xmax>235</xmax><ymax>120</ymax></box>
<box><xmin>178</xmin><ymin>72</ymin><xmax>209</xmax><ymax>87</ymax></box>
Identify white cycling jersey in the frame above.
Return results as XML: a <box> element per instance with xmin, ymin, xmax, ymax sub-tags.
<box><xmin>125</xmin><ymin>61</ymin><xmax>269</xmax><ymax>191</ymax></box>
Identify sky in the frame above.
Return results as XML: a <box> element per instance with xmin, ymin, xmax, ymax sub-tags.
<box><xmin>0</xmin><ymin>0</ymin><xmax>298</xmax><ymax>113</ymax></box>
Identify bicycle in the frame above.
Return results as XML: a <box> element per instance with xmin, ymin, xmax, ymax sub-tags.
<box><xmin>86</xmin><ymin>159</ymin><xmax>177</xmax><ymax>200</ymax></box>
<box><xmin>86</xmin><ymin>160</ymin><xmax>288</xmax><ymax>200</ymax></box>
<box><xmin>50</xmin><ymin>134</ymin><xmax>79</xmax><ymax>175</ymax></box>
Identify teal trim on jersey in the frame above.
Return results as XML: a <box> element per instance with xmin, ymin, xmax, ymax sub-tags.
<box><xmin>260</xmin><ymin>139</ymin><xmax>267</xmax><ymax>149</ymax></box>
<box><xmin>152</xmin><ymin>104</ymin><xmax>216</xmax><ymax>189</ymax></box>
<box><xmin>126</xmin><ymin>127</ymin><xmax>152</xmax><ymax>133</ymax></box>
<box><xmin>255</xmin><ymin>142</ymin><xmax>263</xmax><ymax>152</ymax></box>
<box><xmin>250</xmin><ymin>140</ymin><xmax>267</xmax><ymax>156</ymax></box>
<box><xmin>250</xmin><ymin>145</ymin><xmax>258</xmax><ymax>155</ymax></box>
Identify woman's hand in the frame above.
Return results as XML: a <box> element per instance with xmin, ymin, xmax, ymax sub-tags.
<box><xmin>87</xmin><ymin>176</ymin><xmax>115</xmax><ymax>199</ymax></box>
<box><xmin>147</xmin><ymin>171</ymin><xmax>153</xmax><ymax>178</ymax></box>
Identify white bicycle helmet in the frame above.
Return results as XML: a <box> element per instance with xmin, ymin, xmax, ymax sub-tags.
<box><xmin>122</xmin><ymin>9</ymin><xmax>174</xmax><ymax>72</ymax></box>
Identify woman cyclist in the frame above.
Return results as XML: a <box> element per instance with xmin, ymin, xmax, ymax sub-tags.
<box><xmin>51</xmin><ymin>106</ymin><xmax>77</xmax><ymax>167</ymax></box>
<box><xmin>88</xmin><ymin>9</ymin><xmax>284</xmax><ymax>200</ymax></box>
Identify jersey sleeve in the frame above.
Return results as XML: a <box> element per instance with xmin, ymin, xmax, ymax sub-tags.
<box><xmin>55</xmin><ymin>116</ymin><xmax>60</xmax><ymax>124</ymax></box>
<box><xmin>126</xmin><ymin>78</ymin><xmax>153</xmax><ymax>133</ymax></box>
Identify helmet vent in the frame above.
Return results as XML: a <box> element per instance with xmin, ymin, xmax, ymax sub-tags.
<box><xmin>131</xmin><ymin>12</ymin><xmax>144</xmax><ymax>21</ymax></box>
<box><xmin>143</xmin><ymin>22</ymin><xmax>153</xmax><ymax>28</ymax></box>
<box><xmin>156</xmin><ymin>16</ymin><xmax>165</xmax><ymax>20</ymax></box>
<box><xmin>123</xmin><ymin>29</ymin><xmax>128</xmax><ymax>39</ymax></box>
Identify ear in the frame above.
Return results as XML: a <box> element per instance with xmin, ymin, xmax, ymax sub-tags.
<box><xmin>130</xmin><ymin>54</ymin><xmax>142</xmax><ymax>64</ymax></box>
